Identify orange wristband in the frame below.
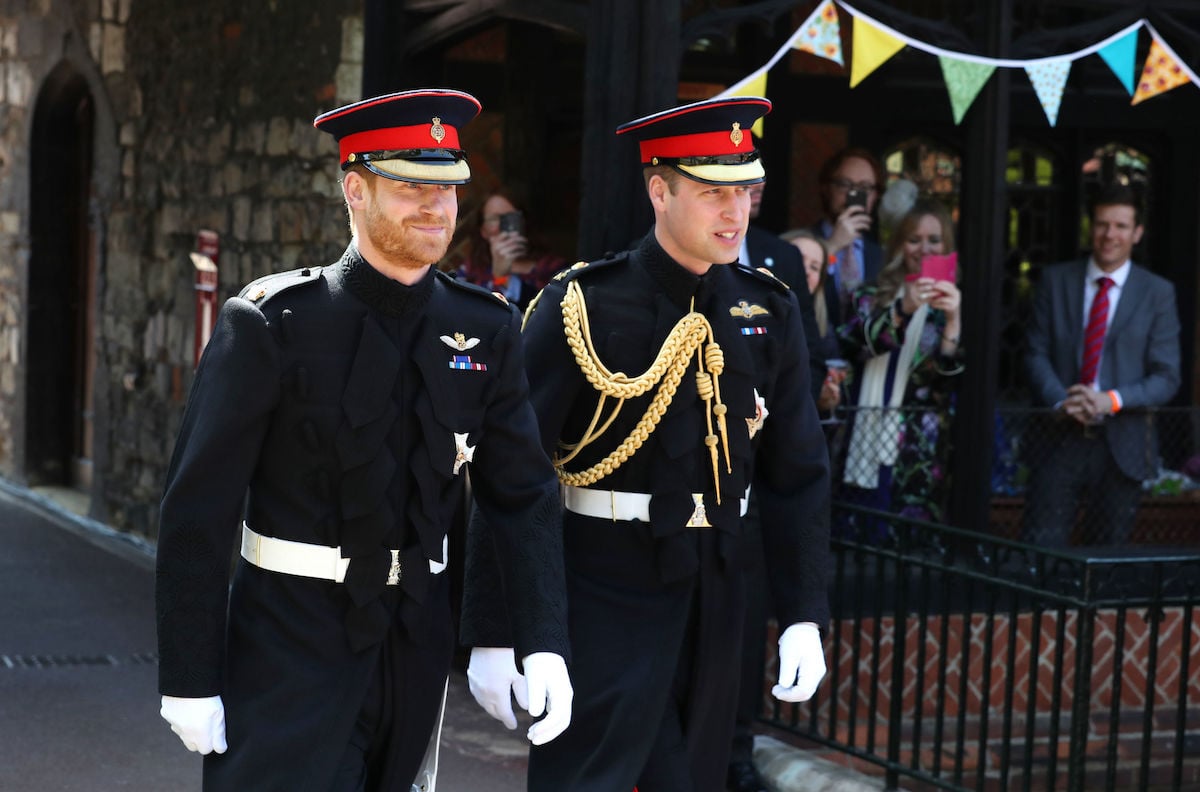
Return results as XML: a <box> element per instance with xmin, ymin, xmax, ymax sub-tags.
<box><xmin>1107</xmin><ymin>390</ymin><xmax>1120</xmax><ymax>414</ymax></box>
<box><xmin>492</xmin><ymin>275</ymin><xmax>509</xmax><ymax>288</ymax></box>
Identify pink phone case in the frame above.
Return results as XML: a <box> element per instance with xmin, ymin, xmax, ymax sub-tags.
<box><xmin>920</xmin><ymin>252</ymin><xmax>957</xmax><ymax>282</ymax></box>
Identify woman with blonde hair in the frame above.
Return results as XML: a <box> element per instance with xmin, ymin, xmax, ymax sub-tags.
<box><xmin>836</xmin><ymin>195</ymin><xmax>965</xmax><ymax>530</ymax></box>
<box><xmin>781</xmin><ymin>228</ymin><xmax>843</xmax><ymax>413</ymax></box>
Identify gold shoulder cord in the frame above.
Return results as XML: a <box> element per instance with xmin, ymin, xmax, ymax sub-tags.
<box><xmin>552</xmin><ymin>279</ymin><xmax>732</xmax><ymax>503</ymax></box>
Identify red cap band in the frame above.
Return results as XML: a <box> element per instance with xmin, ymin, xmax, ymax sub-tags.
<box><xmin>638</xmin><ymin>130</ymin><xmax>750</xmax><ymax>163</ymax></box>
<box><xmin>338</xmin><ymin>123</ymin><xmax>461</xmax><ymax>162</ymax></box>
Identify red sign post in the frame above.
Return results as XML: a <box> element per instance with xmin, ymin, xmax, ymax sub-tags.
<box><xmin>191</xmin><ymin>230</ymin><xmax>220</xmax><ymax>368</ymax></box>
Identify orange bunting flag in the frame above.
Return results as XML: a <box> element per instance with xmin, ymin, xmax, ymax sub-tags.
<box><xmin>849</xmin><ymin>16</ymin><xmax>905</xmax><ymax>88</ymax></box>
<box><xmin>1132</xmin><ymin>35</ymin><xmax>1192</xmax><ymax>105</ymax></box>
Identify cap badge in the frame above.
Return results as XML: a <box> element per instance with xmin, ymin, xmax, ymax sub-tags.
<box><xmin>440</xmin><ymin>332</ymin><xmax>480</xmax><ymax>351</ymax></box>
<box><xmin>730</xmin><ymin>122</ymin><xmax>744</xmax><ymax>147</ymax></box>
<box><xmin>729</xmin><ymin>300</ymin><xmax>769</xmax><ymax>319</ymax></box>
<box><xmin>430</xmin><ymin>116</ymin><xmax>446</xmax><ymax>143</ymax></box>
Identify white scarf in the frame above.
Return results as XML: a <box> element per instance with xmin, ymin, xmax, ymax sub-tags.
<box><xmin>843</xmin><ymin>286</ymin><xmax>929</xmax><ymax>489</ymax></box>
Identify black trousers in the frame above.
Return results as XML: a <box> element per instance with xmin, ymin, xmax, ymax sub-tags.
<box><xmin>330</xmin><ymin>578</ymin><xmax>455</xmax><ymax>792</ymax></box>
<box><xmin>529</xmin><ymin>515</ymin><xmax>743</xmax><ymax>792</ymax></box>
<box><xmin>729</xmin><ymin>496</ymin><xmax>769</xmax><ymax>767</ymax></box>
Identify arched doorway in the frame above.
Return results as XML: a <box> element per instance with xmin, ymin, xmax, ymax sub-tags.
<box><xmin>26</xmin><ymin>62</ymin><xmax>96</xmax><ymax>489</ymax></box>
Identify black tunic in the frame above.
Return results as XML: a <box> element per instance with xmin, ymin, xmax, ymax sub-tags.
<box><xmin>156</xmin><ymin>246</ymin><xmax>567</xmax><ymax>791</ymax></box>
<box><xmin>462</xmin><ymin>232</ymin><xmax>830</xmax><ymax>791</ymax></box>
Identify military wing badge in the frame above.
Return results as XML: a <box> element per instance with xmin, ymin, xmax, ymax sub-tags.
<box><xmin>729</xmin><ymin>300</ymin><xmax>769</xmax><ymax>319</ymax></box>
<box><xmin>440</xmin><ymin>332</ymin><xmax>480</xmax><ymax>351</ymax></box>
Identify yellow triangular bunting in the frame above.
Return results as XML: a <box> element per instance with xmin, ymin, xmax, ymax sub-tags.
<box><xmin>849</xmin><ymin>17</ymin><xmax>905</xmax><ymax>88</ymax></box>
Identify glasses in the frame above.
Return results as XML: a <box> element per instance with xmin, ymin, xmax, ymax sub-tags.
<box><xmin>830</xmin><ymin>178</ymin><xmax>878</xmax><ymax>193</ymax></box>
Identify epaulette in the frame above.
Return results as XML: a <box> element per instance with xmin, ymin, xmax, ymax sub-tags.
<box><xmin>238</xmin><ymin>266</ymin><xmax>323</xmax><ymax>305</ymax></box>
<box><xmin>551</xmin><ymin>251</ymin><xmax>631</xmax><ymax>283</ymax></box>
<box><xmin>436</xmin><ymin>269</ymin><xmax>515</xmax><ymax>311</ymax></box>
<box><xmin>731</xmin><ymin>262</ymin><xmax>792</xmax><ymax>294</ymax></box>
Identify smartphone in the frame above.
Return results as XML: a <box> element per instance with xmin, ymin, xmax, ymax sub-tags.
<box><xmin>498</xmin><ymin>211</ymin><xmax>525</xmax><ymax>234</ymax></box>
<box><xmin>845</xmin><ymin>189</ymin><xmax>867</xmax><ymax>210</ymax></box>
<box><xmin>920</xmin><ymin>252</ymin><xmax>957</xmax><ymax>282</ymax></box>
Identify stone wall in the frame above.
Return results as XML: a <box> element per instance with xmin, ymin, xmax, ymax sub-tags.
<box><xmin>0</xmin><ymin>0</ymin><xmax>364</xmax><ymax>535</ymax></box>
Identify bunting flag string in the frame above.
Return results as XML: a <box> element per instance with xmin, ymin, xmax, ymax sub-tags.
<box><xmin>717</xmin><ymin>0</ymin><xmax>1198</xmax><ymax>133</ymax></box>
<box><xmin>1133</xmin><ymin>24</ymin><xmax>1200</xmax><ymax>105</ymax></box>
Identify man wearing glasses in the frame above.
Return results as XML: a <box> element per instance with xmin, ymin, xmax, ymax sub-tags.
<box><xmin>815</xmin><ymin>147</ymin><xmax>885</xmax><ymax>308</ymax></box>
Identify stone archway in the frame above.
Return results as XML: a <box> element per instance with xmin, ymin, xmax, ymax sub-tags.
<box><xmin>25</xmin><ymin>61</ymin><xmax>96</xmax><ymax>489</ymax></box>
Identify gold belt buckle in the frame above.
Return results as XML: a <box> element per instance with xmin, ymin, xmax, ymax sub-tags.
<box><xmin>386</xmin><ymin>550</ymin><xmax>402</xmax><ymax>585</ymax></box>
<box><xmin>686</xmin><ymin>494</ymin><xmax>712</xmax><ymax>528</ymax></box>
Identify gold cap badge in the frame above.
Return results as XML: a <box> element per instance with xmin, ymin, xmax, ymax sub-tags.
<box><xmin>730</xmin><ymin>122</ymin><xmax>744</xmax><ymax>147</ymax></box>
<box><xmin>430</xmin><ymin>116</ymin><xmax>446</xmax><ymax>143</ymax></box>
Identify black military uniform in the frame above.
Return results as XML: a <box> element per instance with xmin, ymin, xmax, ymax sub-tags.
<box><xmin>155</xmin><ymin>90</ymin><xmax>567</xmax><ymax>791</ymax></box>
<box><xmin>462</xmin><ymin>98</ymin><xmax>830</xmax><ymax>792</ymax></box>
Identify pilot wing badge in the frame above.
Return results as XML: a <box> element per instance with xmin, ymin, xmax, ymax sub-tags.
<box><xmin>729</xmin><ymin>300</ymin><xmax>768</xmax><ymax>319</ymax></box>
<box><xmin>440</xmin><ymin>332</ymin><xmax>480</xmax><ymax>351</ymax></box>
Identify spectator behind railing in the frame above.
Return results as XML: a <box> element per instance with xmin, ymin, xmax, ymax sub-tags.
<box><xmin>1023</xmin><ymin>183</ymin><xmax>1181</xmax><ymax>548</ymax></box>
<box><xmin>782</xmin><ymin>228</ymin><xmax>843</xmax><ymax>416</ymax></box>
<box><xmin>836</xmin><ymin>194</ymin><xmax>965</xmax><ymax>532</ymax></box>
<box><xmin>446</xmin><ymin>191</ymin><xmax>567</xmax><ymax>312</ymax></box>
<box><xmin>814</xmin><ymin>147</ymin><xmax>885</xmax><ymax>316</ymax></box>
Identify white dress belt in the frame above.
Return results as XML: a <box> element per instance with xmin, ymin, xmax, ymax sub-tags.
<box><xmin>241</xmin><ymin>523</ymin><xmax>418</xmax><ymax>585</ymax></box>
<box><xmin>561</xmin><ymin>485</ymin><xmax>750</xmax><ymax>522</ymax></box>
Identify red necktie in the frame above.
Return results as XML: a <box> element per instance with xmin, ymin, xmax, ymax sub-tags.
<box><xmin>1079</xmin><ymin>276</ymin><xmax>1113</xmax><ymax>386</ymax></box>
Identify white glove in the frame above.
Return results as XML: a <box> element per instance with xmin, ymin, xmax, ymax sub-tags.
<box><xmin>521</xmin><ymin>651</ymin><xmax>573</xmax><ymax>745</ymax></box>
<box><xmin>467</xmin><ymin>647</ymin><xmax>527</xmax><ymax>730</ymax></box>
<box><xmin>772</xmin><ymin>622</ymin><xmax>826</xmax><ymax>703</ymax></box>
<box><xmin>160</xmin><ymin>695</ymin><xmax>227</xmax><ymax>754</ymax></box>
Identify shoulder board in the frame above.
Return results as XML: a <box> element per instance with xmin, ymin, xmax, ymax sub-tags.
<box><xmin>552</xmin><ymin>251</ymin><xmax>631</xmax><ymax>283</ymax></box>
<box><xmin>731</xmin><ymin>262</ymin><xmax>792</xmax><ymax>294</ymax></box>
<box><xmin>437</xmin><ymin>269</ymin><xmax>514</xmax><ymax>309</ymax></box>
<box><xmin>238</xmin><ymin>267</ymin><xmax>323</xmax><ymax>305</ymax></box>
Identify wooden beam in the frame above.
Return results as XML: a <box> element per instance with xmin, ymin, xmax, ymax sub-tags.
<box><xmin>402</xmin><ymin>0</ymin><xmax>586</xmax><ymax>54</ymax></box>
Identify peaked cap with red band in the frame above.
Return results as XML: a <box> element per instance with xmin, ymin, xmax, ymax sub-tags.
<box><xmin>313</xmin><ymin>89</ymin><xmax>481</xmax><ymax>184</ymax></box>
<box><xmin>615</xmin><ymin>96</ymin><xmax>770</xmax><ymax>185</ymax></box>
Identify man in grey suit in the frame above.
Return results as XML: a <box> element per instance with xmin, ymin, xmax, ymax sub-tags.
<box><xmin>1024</xmin><ymin>184</ymin><xmax>1181</xmax><ymax>547</ymax></box>
<box><xmin>814</xmin><ymin>147</ymin><xmax>884</xmax><ymax>310</ymax></box>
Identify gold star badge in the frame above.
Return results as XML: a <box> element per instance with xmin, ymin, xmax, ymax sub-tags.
<box><xmin>730</xmin><ymin>122</ymin><xmax>744</xmax><ymax>147</ymax></box>
<box><xmin>746</xmin><ymin>388</ymin><xmax>769</xmax><ymax>439</ymax></box>
<box><xmin>430</xmin><ymin>116</ymin><xmax>446</xmax><ymax>143</ymax></box>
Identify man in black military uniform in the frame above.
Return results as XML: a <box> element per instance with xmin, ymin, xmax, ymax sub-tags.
<box><xmin>463</xmin><ymin>97</ymin><xmax>831</xmax><ymax>791</ymax></box>
<box><xmin>155</xmin><ymin>89</ymin><xmax>572</xmax><ymax>792</ymax></box>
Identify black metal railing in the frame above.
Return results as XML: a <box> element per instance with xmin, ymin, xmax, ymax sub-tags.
<box><xmin>821</xmin><ymin>405</ymin><xmax>1200</xmax><ymax>548</ymax></box>
<box><xmin>761</xmin><ymin>507</ymin><xmax>1200</xmax><ymax>791</ymax></box>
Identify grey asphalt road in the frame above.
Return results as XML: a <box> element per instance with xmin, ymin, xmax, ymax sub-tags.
<box><xmin>0</xmin><ymin>481</ymin><xmax>528</xmax><ymax>791</ymax></box>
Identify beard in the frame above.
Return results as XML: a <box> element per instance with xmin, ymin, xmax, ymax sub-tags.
<box><xmin>360</xmin><ymin>195</ymin><xmax>454</xmax><ymax>272</ymax></box>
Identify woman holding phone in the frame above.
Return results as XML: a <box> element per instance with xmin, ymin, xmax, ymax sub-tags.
<box><xmin>835</xmin><ymin>196</ymin><xmax>965</xmax><ymax>533</ymax></box>
<box><xmin>447</xmin><ymin>191</ymin><xmax>566</xmax><ymax>312</ymax></box>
